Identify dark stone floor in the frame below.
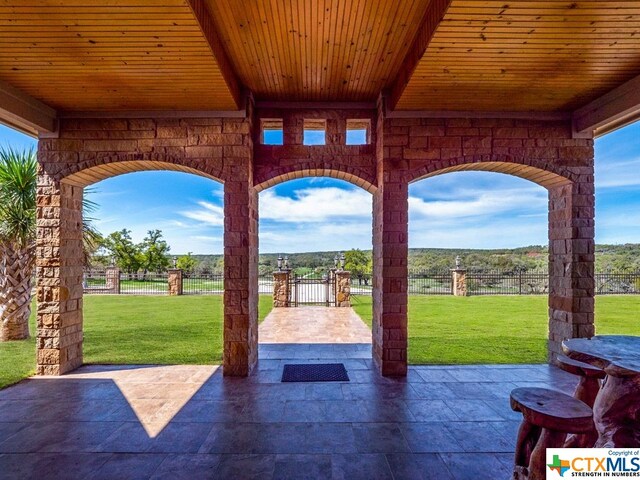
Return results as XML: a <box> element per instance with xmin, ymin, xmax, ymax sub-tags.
<box><xmin>0</xmin><ymin>344</ymin><xmax>577</xmax><ymax>479</ymax></box>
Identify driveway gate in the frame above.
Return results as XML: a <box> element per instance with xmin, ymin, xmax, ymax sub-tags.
<box><xmin>290</xmin><ymin>272</ymin><xmax>336</xmax><ymax>306</ymax></box>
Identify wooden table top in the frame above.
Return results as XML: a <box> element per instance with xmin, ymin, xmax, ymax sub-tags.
<box><xmin>563</xmin><ymin>335</ymin><xmax>640</xmax><ymax>377</ymax></box>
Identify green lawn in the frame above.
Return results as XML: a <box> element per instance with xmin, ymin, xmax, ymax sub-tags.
<box><xmin>0</xmin><ymin>294</ymin><xmax>273</xmax><ymax>389</ymax></box>
<box><xmin>1</xmin><ymin>294</ymin><xmax>639</xmax><ymax>389</ymax></box>
<box><xmin>351</xmin><ymin>295</ymin><xmax>640</xmax><ymax>364</ymax></box>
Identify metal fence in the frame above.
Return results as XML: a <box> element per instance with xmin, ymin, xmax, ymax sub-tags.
<box><xmin>465</xmin><ymin>270</ymin><xmax>548</xmax><ymax>296</ymax></box>
<box><xmin>83</xmin><ymin>269</ymin><xmax>640</xmax><ymax>296</ymax></box>
<box><xmin>183</xmin><ymin>274</ymin><xmax>223</xmax><ymax>295</ymax></box>
<box><xmin>595</xmin><ymin>272</ymin><xmax>640</xmax><ymax>294</ymax></box>
<box><xmin>83</xmin><ymin>270</ymin><xmax>274</xmax><ymax>295</ymax></box>
<box><xmin>349</xmin><ymin>270</ymin><xmax>640</xmax><ymax>296</ymax></box>
<box><xmin>408</xmin><ymin>270</ymin><xmax>453</xmax><ymax>295</ymax></box>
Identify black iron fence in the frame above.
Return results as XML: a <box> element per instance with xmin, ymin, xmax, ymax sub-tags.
<box><xmin>595</xmin><ymin>271</ymin><xmax>640</xmax><ymax>294</ymax></box>
<box><xmin>408</xmin><ymin>270</ymin><xmax>453</xmax><ymax>295</ymax></box>
<box><xmin>83</xmin><ymin>270</ymin><xmax>274</xmax><ymax>296</ymax></box>
<box><xmin>465</xmin><ymin>270</ymin><xmax>548</xmax><ymax>295</ymax></box>
<box><xmin>82</xmin><ymin>269</ymin><xmax>640</xmax><ymax>296</ymax></box>
<box><xmin>348</xmin><ymin>270</ymin><xmax>640</xmax><ymax>296</ymax></box>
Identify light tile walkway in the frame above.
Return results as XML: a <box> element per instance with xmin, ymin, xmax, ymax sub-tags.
<box><xmin>259</xmin><ymin>307</ymin><xmax>372</xmax><ymax>344</ymax></box>
<box><xmin>0</xmin><ymin>343</ymin><xmax>578</xmax><ymax>480</ymax></box>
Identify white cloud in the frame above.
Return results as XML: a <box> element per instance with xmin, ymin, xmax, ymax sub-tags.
<box><xmin>408</xmin><ymin>188</ymin><xmax>546</xmax><ymax>220</ymax></box>
<box><xmin>259</xmin><ymin>220</ymin><xmax>372</xmax><ymax>253</ymax></box>
<box><xmin>260</xmin><ymin>187</ymin><xmax>371</xmax><ymax>222</ymax></box>
<box><xmin>596</xmin><ymin>157</ymin><xmax>640</xmax><ymax>188</ymax></box>
<box><xmin>181</xmin><ymin>201</ymin><xmax>224</xmax><ymax>226</ymax></box>
<box><xmin>409</xmin><ymin>218</ymin><xmax>547</xmax><ymax>249</ymax></box>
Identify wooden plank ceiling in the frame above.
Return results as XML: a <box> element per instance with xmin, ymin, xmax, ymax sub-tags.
<box><xmin>1</xmin><ymin>0</ymin><xmax>640</xmax><ymax>114</ymax></box>
<box><xmin>0</xmin><ymin>0</ymin><xmax>236</xmax><ymax>111</ymax></box>
<box><xmin>396</xmin><ymin>0</ymin><xmax>640</xmax><ymax>111</ymax></box>
<box><xmin>205</xmin><ymin>0</ymin><xmax>431</xmax><ymax>102</ymax></box>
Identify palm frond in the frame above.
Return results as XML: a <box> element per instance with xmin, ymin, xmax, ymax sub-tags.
<box><xmin>0</xmin><ymin>147</ymin><xmax>37</xmax><ymax>248</ymax></box>
<box><xmin>82</xmin><ymin>187</ymin><xmax>103</xmax><ymax>265</ymax></box>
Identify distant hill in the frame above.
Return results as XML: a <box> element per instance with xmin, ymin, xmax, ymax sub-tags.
<box><xmin>174</xmin><ymin>243</ymin><xmax>640</xmax><ymax>274</ymax></box>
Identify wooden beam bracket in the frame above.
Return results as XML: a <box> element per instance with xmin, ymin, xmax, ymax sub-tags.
<box><xmin>573</xmin><ymin>74</ymin><xmax>640</xmax><ymax>138</ymax></box>
<box><xmin>187</xmin><ymin>0</ymin><xmax>244</xmax><ymax>109</ymax></box>
<box><xmin>0</xmin><ymin>79</ymin><xmax>57</xmax><ymax>136</ymax></box>
<box><xmin>386</xmin><ymin>0</ymin><xmax>452</xmax><ymax>112</ymax></box>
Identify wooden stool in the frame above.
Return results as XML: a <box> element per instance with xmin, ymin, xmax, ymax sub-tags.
<box><xmin>556</xmin><ymin>354</ymin><xmax>605</xmax><ymax>407</ymax></box>
<box><xmin>556</xmin><ymin>354</ymin><xmax>605</xmax><ymax>447</ymax></box>
<box><xmin>510</xmin><ymin>387</ymin><xmax>593</xmax><ymax>480</ymax></box>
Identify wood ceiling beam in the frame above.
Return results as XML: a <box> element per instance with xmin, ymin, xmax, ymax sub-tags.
<box><xmin>386</xmin><ymin>0</ymin><xmax>452</xmax><ymax>111</ymax></box>
<box><xmin>572</xmin><ymin>73</ymin><xmax>640</xmax><ymax>138</ymax></box>
<box><xmin>186</xmin><ymin>0</ymin><xmax>244</xmax><ymax>109</ymax></box>
<box><xmin>0</xmin><ymin>79</ymin><xmax>56</xmax><ymax>136</ymax></box>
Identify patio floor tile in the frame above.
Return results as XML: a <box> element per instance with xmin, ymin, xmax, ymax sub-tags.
<box><xmin>0</xmin><ymin>307</ymin><xmax>580</xmax><ymax>478</ymax></box>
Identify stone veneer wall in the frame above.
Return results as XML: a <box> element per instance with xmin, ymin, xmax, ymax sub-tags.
<box><xmin>334</xmin><ymin>271</ymin><xmax>351</xmax><ymax>307</ymax></box>
<box><xmin>167</xmin><ymin>269</ymin><xmax>183</xmax><ymax>296</ymax></box>
<box><xmin>253</xmin><ymin>108</ymin><xmax>377</xmax><ymax>192</ymax></box>
<box><xmin>35</xmin><ymin>106</ymin><xmax>594</xmax><ymax>377</ymax></box>
<box><xmin>376</xmin><ymin>113</ymin><xmax>594</xmax><ymax>366</ymax></box>
<box><xmin>37</xmin><ymin>115</ymin><xmax>258</xmax><ymax>376</ymax></box>
<box><xmin>104</xmin><ymin>267</ymin><xmax>120</xmax><ymax>294</ymax></box>
<box><xmin>272</xmin><ymin>271</ymin><xmax>290</xmax><ymax>307</ymax></box>
<box><xmin>452</xmin><ymin>269</ymin><xmax>467</xmax><ymax>297</ymax></box>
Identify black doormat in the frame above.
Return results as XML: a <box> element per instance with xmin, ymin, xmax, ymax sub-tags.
<box><xmin>281</xmin><ymin>363</ymin><xmax>349</xmax><ymax>382</ymax></box>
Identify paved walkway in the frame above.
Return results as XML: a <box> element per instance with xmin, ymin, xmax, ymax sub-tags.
<box><xmin>259</xmin><ymin>306</ymin><xmax>372</xmax><ymax>344</ymax></box>
<box><xmin>0</xmin><ymin>344</ymin><xmax>578</xmax><ymax>479</ymax></box>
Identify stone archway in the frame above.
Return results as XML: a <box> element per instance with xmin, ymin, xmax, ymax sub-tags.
<box><xmin>36</xmin><ymin>117</ymin><xmax>258</xmax><ymax>377</ymax></box>
<box><xmin>34</xmin><ymin>111</ymin><xmax>595</xmax><ymax>378</ymax></box>
<box><xmin>406</xmin><ymin>156</ymin><xmax>594</xmax><ymax>362</ymax></box>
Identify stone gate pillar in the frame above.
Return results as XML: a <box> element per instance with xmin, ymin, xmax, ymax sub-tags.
<box><xmin>548</xmin><ymin>177</ymin><xmax>595</xmax><ymax>362</ymax></box>
<box><xmin>167</xmin><ymin>269</ymin><xmax>183</xmax><ymax>296</ymax></box>
<box><xmin>335</xmin><ymin>270</ymin><xmax>351</xmax><ymax>307</ymax></box>
<box><xmin>452</xmin><ymin>269</ymin><xmax>467</xmax><ymax>296</ymax></box>
<box><xmin>36</xmin><ymin>178</ymin><xmax>84</xmax><ymax>375</ymax></box>
<box><xmin>272</xmin><ymin>270</ymin><xmax>290</xmax><ymax>307</ymax></box>
<box><xmin>372</xmin><ymin>101</ymin><xmax>409</xmax><ymax>376</ymax></box>
<box><xmin>223</xmin><ymin>159</ymin><xmax>259</xmax><ymax>376</ymax></box>
<box><xmin>105</xmin><ymin>266</ymin><xmax>121</xmax><ymax>294</ymax></box>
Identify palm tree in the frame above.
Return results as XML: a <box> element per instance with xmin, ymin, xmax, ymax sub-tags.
<box><xmin>0</xmin><ymin>147</ymin><xmax>101</xmax><ymax>341</ymax></box>
<box><xmin>0</xmin><ymin>147</ymin><xmax>37</xmax><ymax>341</ymax></box>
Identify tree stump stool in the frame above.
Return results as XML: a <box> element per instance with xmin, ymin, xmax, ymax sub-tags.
<box><xmin>510</xmin><ymin>387</ymin><xmax>594</xmax><ymax>480</ymax></box>
<box><xmin>556</xmin><ymin>354</ymin><xmax>605</xmax><ymax>447</ymax></box>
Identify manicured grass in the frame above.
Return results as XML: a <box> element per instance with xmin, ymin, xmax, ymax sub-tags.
<box><xmin>0</xmin><ymin>311</ymin><xmax>36</xmax><ymax>389</ymax></box>
<box><xmin>351</xmin><ymin>295</ymin><xmax>640</xmax><ymax>364</ymax></box>
<box><xmin>0</xmin><ymin>294</ymin><xmax>273</xmax><ymax>389</ymax></box>
<box><xmin>2</xmin><ymin>294</ymin><xmax>639</xmax><ymax>388</ymax></box>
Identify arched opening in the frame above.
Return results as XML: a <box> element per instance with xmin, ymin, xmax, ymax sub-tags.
<box><xmin>37</xmin><ymin>151</ymin><xmax>257</xmax><ymax>375</ymax></box>
<box><xmin>75</xmin><ymin>169</ymin><xmax>228</xmax><ymax>366</ymax></box>
<box><xmin>256</xmin><ymin>176</ymin><xmax>375</xmax><ymax>358</ymax></box>
<box><xmin>592</xmin><ymin>120</ymin><xmax>640</xmax><ymax>338</ymax></box>
<box><xmin>406</xmin><ymin>160</ymin><xmax>576</xmax><ymax>366</ymax></box>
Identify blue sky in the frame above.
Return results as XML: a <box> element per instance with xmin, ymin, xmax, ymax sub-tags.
<box><xmin>1</xmin><ymin>121</ymin><xmax>638</xmax><ymax>254</ymax></box>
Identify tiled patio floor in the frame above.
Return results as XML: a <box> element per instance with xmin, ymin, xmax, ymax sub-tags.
<box><xmin>0</xmin><ymin>343</ymin><xmax>577</xmax><ymax>480</ymax></box>
<box><xmin>259</xmin><ymin>307</ymin><xmax>371</xmax><ymax>344</ymax></box>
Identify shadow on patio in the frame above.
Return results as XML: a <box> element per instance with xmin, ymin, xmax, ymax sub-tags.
<box><xmin>0</xmin><ymin>342</ymin><xmax>578</xmax><ymax>479</ymax></box>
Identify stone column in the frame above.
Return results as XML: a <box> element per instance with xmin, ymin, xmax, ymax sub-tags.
<box><xmin>36</xmin><ymin>178</ymin><xmax>84</xmax><ymax>375</ymax></box>
<box><xmin>167</xmin><ymin>269</ymin><xmax>183</xmax><ymax>296</ymax></box>
<box><xmin>335</xmin><ymin>270</ymin><xmax>351</xmax><ymax>307</ymax></box>
<box><xmin>105</xmin><ymin>266</ymin><xmax>121</xmax><ymax>294</ymax></box>
<box><xmin>272</xmin><ymin>270</ymin><xmax>290</xmax><ymax>307</ymax></box>
<box><xmin>452</xmin><ymin>269</ymin><xmax>467</xmax><ymax>296</ymax></box>
<box><xmin>372</xmin><ymin>101</ymin><xmax>409</xmax><ymax>376</ymax></box>
<box><xmin>548</xmin><ymin>176</ymin><xmax>595</xmax><ymax>362</ymax></box>
<box><xmin>223</xmin><ymin>162</ymin><xmax>259</xmax><ymax>377</ymax></box>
